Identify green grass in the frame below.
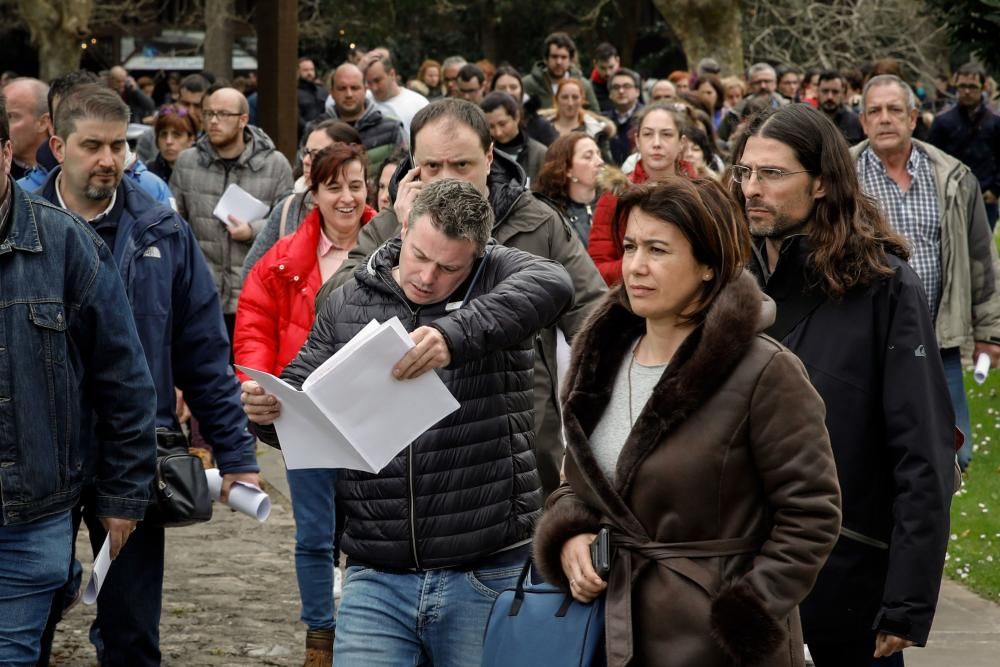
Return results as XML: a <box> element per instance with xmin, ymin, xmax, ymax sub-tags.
<box><xmin>944</xmin><ymin>370</ymin><xmax>1000</xmax><ymax>601</ymax></box>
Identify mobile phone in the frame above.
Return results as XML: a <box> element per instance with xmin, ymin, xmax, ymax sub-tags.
<box><xmin>589</xmin><ymin>527</ymin><xmax>612</xmax><ymax>580</ymax></box>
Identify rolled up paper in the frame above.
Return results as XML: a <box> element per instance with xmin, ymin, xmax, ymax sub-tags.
<box><xmin>204</xmin><ymin>468</ymin><xmax>271</xmax><ymax>522</ymax></box>
<box><xmin>975</xmin><ymin>352</ymin><xmax>991</xmax><ymax>385</ymax></box>
<box><xmin>228</xmin><ymin>481</ymin><xmax>272</xmax><ymax>522</ymax></box>
<box><xmin>205</xmin><ymin>467</ymin><xmax>223</xmax><ymax>499</ymax></box>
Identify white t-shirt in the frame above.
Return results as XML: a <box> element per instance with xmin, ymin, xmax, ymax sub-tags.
<box><xmin>375</xmin><ymin>87</ymin><xmax>429</xmax><ymax>140</ymax></box>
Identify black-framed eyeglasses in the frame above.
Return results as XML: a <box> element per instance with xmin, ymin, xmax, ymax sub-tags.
<box><xmin>731</xmin><ymin>165</ymin><xmax>809</xmax><ymax>184</ymax></box>
<box><xmin>610</xmin><ymin>83</ymin><xmax>636</xmax><ymax>92</ymax></box>
<box><xmin>957</xmin><ymin>83</ymin><xmax>983</xmax><ymax>91</ymax></box>
<box><xmin>202</xmin><ymin>110</ymin><xmax>243</xmax><ymax>121</ymax></box>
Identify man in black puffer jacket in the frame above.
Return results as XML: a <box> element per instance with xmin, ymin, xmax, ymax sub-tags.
<box><xmin>244</xmin><ymin>179</ymin><xmax>574</xmax><ymax>666</ymax></box>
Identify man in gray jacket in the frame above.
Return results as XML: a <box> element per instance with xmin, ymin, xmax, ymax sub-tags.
<box><xmin>853</xmin><ymin>74</ymin><xmax>1000</xmax><ymax>470</ymax></box>
<box><xmin>318</xmin><ymin>98</ymin><xmax>606</xmax><ymax>497</ymax></box>
<box><xmin>170</xmin><ymin>86</ymin><xmax>293</xmax><ymax>336</ymax></box>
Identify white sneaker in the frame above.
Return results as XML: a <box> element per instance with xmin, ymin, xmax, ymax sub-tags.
<box><xmin>333</xmin><ymin>567</ymin><xmax>343</xmax><ymax>600</ymax></box>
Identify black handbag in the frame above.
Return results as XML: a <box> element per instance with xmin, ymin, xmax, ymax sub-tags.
<box><xmin>145</xmin><ymin>428</ymin><xmax>213</xmax><ymax>527</ymax></box>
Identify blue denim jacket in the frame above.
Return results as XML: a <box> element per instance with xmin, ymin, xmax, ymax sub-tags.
<box><xmin>0</xmin><ymin>182</ymin><xmax>157</xmax><ymax>526</ymax></box>
<box><xmin>38</xmin><ymin>169</ymin><xmax>258</xmax><ymax>474</ymax></box>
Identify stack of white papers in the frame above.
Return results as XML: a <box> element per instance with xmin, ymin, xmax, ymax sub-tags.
<box><xmin>238</xmin><ymin>318</ymin><xmax>460</xmax><ymax>473</ymax></box>
<box><xmin>213</xmin><ymin>183</ymin><xmax>269</xmax><ymax>227</ymax></box>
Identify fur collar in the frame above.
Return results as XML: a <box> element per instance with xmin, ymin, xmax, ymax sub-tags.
<box><xmin>562</xmin><ymin>271</ymin><xmax>771</xmax><ymax>527</ymax></box>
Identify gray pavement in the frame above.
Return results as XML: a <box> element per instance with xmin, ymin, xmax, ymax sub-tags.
<box><xmin>49</xmin><ymin>444</ymin><xmax>1000</xmax><ymax>665</ymax></box>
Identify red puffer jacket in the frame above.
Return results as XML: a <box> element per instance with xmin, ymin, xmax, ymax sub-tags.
<box><xmin>587</xmin><ymin>159</ymin><xmax>695</xmax><ymax>285</ymax></box>
<box><xmin>234</xmin><ymin>205</ymin><xmax>375</xmax><ymax>380</ymax></box>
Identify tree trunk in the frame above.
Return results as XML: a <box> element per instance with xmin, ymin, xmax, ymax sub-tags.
<box><xmin>479</xmin><ymin>1</ymin><xmax>498</xmax><ymax>64</ymax></box>
<box><xmin>17</xmin><ymin>0</ymin><xmax>92</xmax><ymax>80</ymax></box>
<box><xmin>652</xmin><ymin>0</ymin><xmax>744</xmax><ymax>76</ymax></box>
<box><xmin>204</xmin><ymin>0</ymin><xmax>235</xmax><ymax>81</ymax></box>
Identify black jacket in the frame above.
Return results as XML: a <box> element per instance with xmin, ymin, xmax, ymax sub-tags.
<box><xmin>749</xmin><ymin>236</ymin><xmax>954</xmax><ymax>645</ymax></box>
<box><xmin>259</xmin><ymin>239</ymin><xmax>574</xmax><ymax>569</ymax></box>
<box><xmin>297</xmin><ymin>79</ymin><xmax>328</xmax><ymax>138</ymax></box>
<box><xmin>318</xmin><ymin>151</ymin><xmax>607</xmax><ymax>497</ymax></box>
<box><xmin>929</xmin><ymin>101</ymin><xmax>1000</xmax><ymax>197</ymax></box>
<box><xmin>827</xmin><ymin>106</ymin><xmax>865</xmax><ymax>146</ymax></box>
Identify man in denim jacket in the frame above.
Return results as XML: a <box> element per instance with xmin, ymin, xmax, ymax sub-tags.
<box><xmin>36</xmin><ymin>84</ymin><xmax>260</xmax><ymax>666</ymax></box>
<box><xmin>0</xmin><ymin>95</ymin><xmax>157</xmax><ymax>664</ymax></box>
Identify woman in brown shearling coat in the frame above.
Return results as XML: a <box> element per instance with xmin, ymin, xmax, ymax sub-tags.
<box><xmin>533</xmin><ymin>178</ymin><xmax>842</xmax><ymax>667</ymax></box>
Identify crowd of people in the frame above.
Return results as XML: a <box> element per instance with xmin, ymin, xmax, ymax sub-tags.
<box><xmin>0</xmin><ymin>27</ymin><xmax>997</xmax><ymax>667</ymax></box>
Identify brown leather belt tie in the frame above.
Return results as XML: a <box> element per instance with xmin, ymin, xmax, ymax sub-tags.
<box><xmin>604</xmin><ymin>534</ymin><xmax>761</xmax><ymax>667</ymax></box>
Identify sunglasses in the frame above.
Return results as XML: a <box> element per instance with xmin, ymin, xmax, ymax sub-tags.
<box><xmin>158</xmin><ymin>105</ymin><xmax>190</xmax><ymax>118</ymax></box>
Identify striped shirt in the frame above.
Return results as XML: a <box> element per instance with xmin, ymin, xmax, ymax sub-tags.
<box><xmin>858</xmin><ymin>144</ymin><xmax>942</xmax><ymax>319</ymax></box>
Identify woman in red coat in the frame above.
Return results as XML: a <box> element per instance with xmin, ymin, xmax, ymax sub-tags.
<box><xmin>233</xmin><ymin>143</ymin><xmax>375</xmax><ymax>665</ymax></box>
<box><xmin>235</xmin><ymin>143</ymin><xmax>375</xmax><ymax>378</ymax></box>
<box><xmin>588</xmin><ymin>103</ymin><xmax>695</xmax><ymax>285</ymax></box>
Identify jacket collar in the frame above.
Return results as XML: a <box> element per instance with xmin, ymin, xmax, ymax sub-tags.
<box><xmin>274</xmin><ymin>204</ymin><xmax>377</xmax><ymax>280</ymax></box>
<box><xmin>563</xmin><ymin>272</ymin><xmax>771</xmax><ymax>526</ymax></box>
<box><xmin>194</xmin><ymin>126</ymin><xmax>275</xmax><ymax>171</ymax></box>
<box><xmin>3</xmin><ymin>184</ymin><xmax>43</xmax><ymax>253</ymax></box>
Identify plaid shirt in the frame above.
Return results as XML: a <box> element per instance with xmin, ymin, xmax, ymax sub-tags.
<box><xmin>858</xmin><ymin>144</ymin><xmax>942</xmax><ymax>319</ymax></box>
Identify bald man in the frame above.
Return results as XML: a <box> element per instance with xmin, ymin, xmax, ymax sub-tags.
<box><xmin>3</xmin><ymin>78</ymin><xmax>50</xmax><ymax>179</ymax></box>
<box><xmin>109</xmin><ymin>65</ymin><xmax>155</xmax><ymax>124</ymax></box>
<box><xmin>170</xmin><ymin>86</ymin><xmax>292</xmax><ymax>329</ymax></box>
<box><xmin>313</xmin><ymin>63</ymin><xmax>406</xmax><ymax>176</ymax></box>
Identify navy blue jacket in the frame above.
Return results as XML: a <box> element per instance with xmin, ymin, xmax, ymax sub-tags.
<box><xmin>39</xmin><ymin>170</ymin><xmax>258</xmax><ymax>474</ymax></box>
<box><xmin>929</xmin><ymin>101</ymin><xmax>1000</xmax><ymax>197</ymax></box>
<box><xmin>0</xmin><ymin>182</ymin><xmax>157</xmax><ymax>525</ymax></box>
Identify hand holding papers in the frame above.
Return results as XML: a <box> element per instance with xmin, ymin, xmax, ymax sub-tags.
<box><xmin>237</xmin><ymin>318</ymin><xmax>460</xmax><ymax>473</ymax></box>
<box><xmin>205</xmin><ymin>468</ymin><xmax>272</xmax><ymax>521</ymax></box>
<box><xmin>213</xmin><ymin>183</ymin><xmax>269</xmax><ymax>228</ymax></box>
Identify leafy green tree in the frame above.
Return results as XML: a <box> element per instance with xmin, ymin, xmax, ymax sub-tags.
<box><xmin>925</xmin><ymin>0</ymin><xmax>1000</xmax><ymax>71</ymax></box>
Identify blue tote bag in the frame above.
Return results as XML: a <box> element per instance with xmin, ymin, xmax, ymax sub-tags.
<box><xmin>481</xmin><ymin>560</ymin><xmax>606</xmax><ymax>667</ymax></box>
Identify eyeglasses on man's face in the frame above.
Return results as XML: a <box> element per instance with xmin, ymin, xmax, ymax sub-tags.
<box><xmin>202</xmin><ymin>110</ymin><xmax>242</xmax><ymax>121</ymax></box>
<box><xmin>731</xmin><ymin>164</ymin><xmax>809</xmax><ymax>184</ymax></box>
<box><xmin>610</xmin><ymin>83</ymin><xmax>635</xmax><ymax>92</ymax></box>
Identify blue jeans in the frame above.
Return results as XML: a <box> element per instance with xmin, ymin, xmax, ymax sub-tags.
<box><xmin>941</xmin><ymin>348</ymin><xmax>973</xmax><ymax>469</ymax></box>
<box><xmin>332</xmin><ymin>544</ymin><xmax>530</xmax><ymax>666</ymax></box>
<box><xmin>287</xmin><ymin>467</ymin><xmax>338</xmax><ymax>630</ymax></box>
<box><xmin>38</xmin><ymin>486</ymin><xmax>164</xmax><ymax>667</ymax></box>
<box><xmin>0</xmin><ymin>510</ymin><xmax>72</xmax><ymax>665</ymax></box>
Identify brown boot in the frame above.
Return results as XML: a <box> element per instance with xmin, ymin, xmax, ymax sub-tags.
<box><xmin>303</xmin><ymin>628</ymin><xmax>334</xmax><ymax>667</ymax></box>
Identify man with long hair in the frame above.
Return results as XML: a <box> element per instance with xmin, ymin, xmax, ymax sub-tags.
<box><xmin>730</xmin><ymin>104</ymin><xmax>955</xmax><ymax>666</ymax></box>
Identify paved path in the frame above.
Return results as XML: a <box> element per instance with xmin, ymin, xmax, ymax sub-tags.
<box><xmin>50</xmin><ymin>446</ymin><xmax>302</xmax><ymax>666</ymax></box>
<box><xmin>48</xmin><ymin>444</ymin><xmax>1000</xmax><ymax>665</ymax></box>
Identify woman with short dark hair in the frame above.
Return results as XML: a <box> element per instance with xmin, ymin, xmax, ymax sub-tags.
<box><xmin>534</xmin><ymin>178</ymin><xmax>842</xmax><ymax>667</ymax></box>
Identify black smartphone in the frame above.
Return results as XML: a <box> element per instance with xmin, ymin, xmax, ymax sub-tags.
<box><xmin>589</xmin><ymin>527</ymin><xmax>611</xmax><ymax>580</ymax></box>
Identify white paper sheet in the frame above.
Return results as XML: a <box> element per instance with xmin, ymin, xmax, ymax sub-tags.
<box><xmin>236</xmin><ymin>317</ymin><xmax>460</xmax><ymax>473</ymax></box>
<box><xmin>204</xmin><ymin>468</ymin><xmax>272</xmax><ymax>522</ymax></box>
<box><xmin>83</xmin><ymin>535</ymin><xmax>112</xmax><ymax>605</ymax></box>
<box><xmin>237</xmin><ymin>366</ymin><xmax>375</xmax><ymax>471</ymax></box>
<box><xmin>306</xmin><ymin>319</ymin><xmax>460</xmax><ymax>473</ymax></box>
<box><xmin>212</xmin><ymin>183</ymin><xmax>269</xmax><ymax>227</ymax></box>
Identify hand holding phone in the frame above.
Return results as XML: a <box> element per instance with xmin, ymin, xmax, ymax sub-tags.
<box><xmin>589</xmin><ymin>527</ymin><xmax>612</xmax><ymax>580</ymax></box>
<box><xmin>394</xmin><ymin>165</ymin><xmax>424</xmax><ymax>228</ymax></box>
